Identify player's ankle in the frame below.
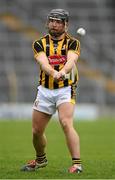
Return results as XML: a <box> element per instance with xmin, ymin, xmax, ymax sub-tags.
<box><xmin>36</xmin><ymin>153</ymin><xmax>47</xmax><ymax>163</ymax></box>
<box><xmin>72</xmin><ymin>157</ymin><xmax>82</xmax><ymax>166</ymax></box>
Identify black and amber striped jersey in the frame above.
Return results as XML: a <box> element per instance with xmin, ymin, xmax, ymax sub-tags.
<box><xmin>32</xmin><ymin>33</ymin><xmax>80</xmax><ymax>89</ymax></box>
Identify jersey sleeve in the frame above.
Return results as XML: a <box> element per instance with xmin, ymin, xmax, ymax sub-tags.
<box><xmin>32</xmin><ymin>40</ymin><xmax>44</xmax><ymax>58</ymax></box>
<box><xmin>68</xmin><ymin>39</ymin><xmax>80</xmax><ymax>56</ymax></box>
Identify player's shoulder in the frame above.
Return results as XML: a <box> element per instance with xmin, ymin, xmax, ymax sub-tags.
<box><xmin>66</xmin><ymin>33</ymin><xmax>79</xmax><ymax>43</ymax></box>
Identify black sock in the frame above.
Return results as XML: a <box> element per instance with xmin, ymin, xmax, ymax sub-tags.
<box><xmin>72</xmin><ymin>158</ymin><xmax>81</xmax><ymax>165</ymax></box>
<box><xmin>36</xmin><ymin>153</ymin><xmax>47</xmax><ymax>163</ymax></box>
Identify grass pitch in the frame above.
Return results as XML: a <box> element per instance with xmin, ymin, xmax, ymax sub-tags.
<box><xmin>0</xmin><ymin>118</ymin><xmax>115</xmax><ymax>179</ymax></box>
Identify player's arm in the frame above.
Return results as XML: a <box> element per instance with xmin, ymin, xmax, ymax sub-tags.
<box><xmin>57</xmin><ymin>39</ymin><xmax>80</xmax><ymax>79</ymax></box>
<box><xmin>62</xmin><ymin>50</ymin><xmax>79</xmax><ymax>74</ymax></box>
<box><xmin>35</xmin><ymin>52</ymin><xmax>58</xmax><ymax>77</ymax></box>
<box><xmin>33</xmin><ymin>41</ymin><xmax>58</xmax><ymax>77</ymax></box>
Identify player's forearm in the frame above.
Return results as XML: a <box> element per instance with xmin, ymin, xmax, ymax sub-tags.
<box><xmin>62</xmin><ymin>59</ymin><xmax>75</xmax><ymax>74</ymax></box>
<box><xmin>41</xmin><ymin>63</ymin><xmax>55</xmax><ymax>76</ymax></box>
<box><xmin>35</xmin><ymin>52</ymin><xmax>55</xmax><ymax>76</ymax></box>
<box><xmin>62</xmin><ymin>51</ymin><xmax>79</xmax><ymax>74</ymax></box>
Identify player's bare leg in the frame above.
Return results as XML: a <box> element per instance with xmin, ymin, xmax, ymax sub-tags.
<box><xmin>32</xmin><ymin>109</ymin><xmax>51</xmax><ymax>156</ymax></box>
<box><xmin>21</xmin><ymin>110</ymin><xmax>51</xmax><ymax>171</ymax></box>
<box><xmin>58</xmin><ymin>102</ymin><xmax>82</xmax><ymax>173</ymax></box>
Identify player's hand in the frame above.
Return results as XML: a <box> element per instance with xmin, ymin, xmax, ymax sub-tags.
<box><xmin>55</xmin><ymin>70</ymin><xmax>66</xmax><ymax>81</ymax></box>
<box><xmin>52</xmin><ymin>70</ymin><xmax>60</xmax><ymax>81</ymax></box>
<box><xmin>52</xmin><ymin>70</ymin><xmax>65</xmax><ymax>81</ymax></box>
<box><xmin>52</xmin><ymin>70</ymin><xmax>68</xmax><ymax>81</ymax></box>
<box><xmin>58</xmin><ymin>70</ymin><xmax>66</xmax><ymax>80</ymax></box>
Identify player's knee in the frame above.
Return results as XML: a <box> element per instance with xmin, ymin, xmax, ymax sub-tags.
<box><xmin>32</xmin><ymin>127</ymin><xmax>43</xmax><ymax>136</ymax></box>
<box><xmin>61</xmin><ymin>119</ymin><xmax>72</xmax><ymax>132</ymax></box>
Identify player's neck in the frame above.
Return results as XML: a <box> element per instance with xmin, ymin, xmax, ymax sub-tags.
<box><xmin>50</xmin><ymin>33</ymin><xmax>66</xmax><ymax>41</ymax></box>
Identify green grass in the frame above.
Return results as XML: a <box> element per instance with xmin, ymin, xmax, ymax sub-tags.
<box><xmin>0</xmin><ymin>118</ymin><xmax>115</xmax><ymax>179</ymax></box>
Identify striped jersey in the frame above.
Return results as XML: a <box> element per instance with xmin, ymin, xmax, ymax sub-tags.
<box><xmin>32</xmin><ymin>33</ymin><xmax>80</xmax><ymax>89</ymax></box>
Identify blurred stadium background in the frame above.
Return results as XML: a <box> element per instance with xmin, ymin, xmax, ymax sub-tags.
<box><xmin>0</xmin><ymin>0</ymin><xmax>115</xmax><ymax>120</ymax></box>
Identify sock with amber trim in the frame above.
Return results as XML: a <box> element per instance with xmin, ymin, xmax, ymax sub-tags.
<box><xmin>36</xmin><ymin>153</ymin><xmax>47</xmax><ymax>164</ymax></box>
<box><xmin>72</xmin><ymin>158</ymin><xmax>82</xmax><ymax>165</ymax></box>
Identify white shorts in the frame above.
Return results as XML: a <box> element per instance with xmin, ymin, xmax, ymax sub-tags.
<box><xmin>33</xmin><ymin>85</ymin><xmax>76</xmax><ymax>115</ymax></box>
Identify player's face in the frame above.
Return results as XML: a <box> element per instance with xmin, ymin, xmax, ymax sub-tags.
<box><xmin>48</xmin><ymin>19</ymin><xmax>66</xmax><ymax>38</ymax></box>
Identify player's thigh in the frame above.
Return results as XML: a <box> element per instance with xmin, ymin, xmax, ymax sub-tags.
<box><xmin>58</xmin><ymin>102</ymin><xmax>75</xmax><ymax>126</ymax></box>
<box><xmin>32</xmin><ymin>109</ymin><xmax>51</xmax><ymax>133</ymax></box>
